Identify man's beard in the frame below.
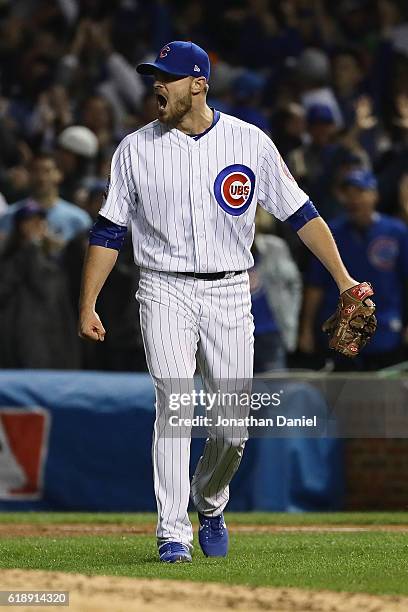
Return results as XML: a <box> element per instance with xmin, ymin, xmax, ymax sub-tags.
<box><xmin>160</xmin><ymin>91</ymin><xmax>193</xmax><ymax>127</ymax></box>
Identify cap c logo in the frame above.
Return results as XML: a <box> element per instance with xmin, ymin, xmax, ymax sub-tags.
<box><xmin>159</xmin><ymin>45</ymin><xmax>171</xmax><ymax>58</ymax></box>
<box><xmin>214</xmin><ymin>164</ymin><xmax>255</xmax><ymax>216</ymax></box>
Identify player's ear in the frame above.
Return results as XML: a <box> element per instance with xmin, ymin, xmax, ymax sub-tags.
<box><xmin>191</xmin><ymin>77</ymin><xmax>206</xmax><ymax>95</ymax></box>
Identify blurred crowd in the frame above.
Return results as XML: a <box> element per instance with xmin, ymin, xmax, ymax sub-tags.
<box><xmin>0</xmin><ymin>0</ymin><xmax>407</xmax><ymax>372</ymax></box>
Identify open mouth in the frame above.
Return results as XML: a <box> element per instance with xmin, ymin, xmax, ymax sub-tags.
<box><xmin>156</xmin><ymin>93</ymin><xmax>168</xmax><ymax>110</ymax></box>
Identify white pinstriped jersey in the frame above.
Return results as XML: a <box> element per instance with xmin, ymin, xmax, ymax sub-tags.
<box><xmin>99</xmin><ymin>111</ymin><xmax>308</xmax><ymax>273</ymax></box>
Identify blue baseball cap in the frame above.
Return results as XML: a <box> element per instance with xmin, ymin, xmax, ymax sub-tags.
<box><xmin>15</xmin><ymin>200</ymin><xmax>46</xmax><ymax>224</ymax></box>
<box><xmin>306</xmin><ymin>104</ymin><xmax>335</xmax><ymax>125</ymax></box>
<box><xmin>233</xmin><ymin>71</ymin><xmax>266</xmax><ymax>100</ymax></box>
<box><xmin>343</xmin><ymin>169</ymin><xmax>378</xmax><ymax>190</ymax></box>
<box><xmin>136</xmin><ymin>41</ymin><xmax>210</xmax><ymax>81</ymax></box>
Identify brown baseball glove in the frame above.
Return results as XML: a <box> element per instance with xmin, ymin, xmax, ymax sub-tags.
<box><xmin>322</xmin><ymin>282</ymin><xmax>377</xmax><ymax>357</ymax></box>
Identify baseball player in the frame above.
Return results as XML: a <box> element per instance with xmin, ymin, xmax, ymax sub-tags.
<box><xmin>79</xmin><ymin>41</ymin><xmax>368</xmax><ymax>563</ymax></box>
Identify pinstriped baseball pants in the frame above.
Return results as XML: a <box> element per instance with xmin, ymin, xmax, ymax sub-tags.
<box><xmin>136</xmin><ymin>268</ymin><xmax>254</xmax><ymax>548</ymax></box>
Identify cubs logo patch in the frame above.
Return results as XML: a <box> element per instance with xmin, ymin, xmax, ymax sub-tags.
<box><xmin>368</xmin><ymin>237</ymin><xmax>399</xmax><ymax>271</ymax></box>
<box><xmin>214</xmin><ymin>164</ymin><xmax>255</xmax><ymax>216</ymax></box>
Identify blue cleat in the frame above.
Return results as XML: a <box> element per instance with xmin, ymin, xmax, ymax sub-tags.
<box><xmin>198</xmin><ymin>512</ymin><xmax>229</xmax><ymax>557</ymax></box>
<box><xmin>158</xmin><ymin>542</ymin><xmax>192</xmax><ymax>563</ymax></box>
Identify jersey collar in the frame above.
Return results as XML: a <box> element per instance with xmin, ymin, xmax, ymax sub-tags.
<box><xmin>167</xmin><ymin>110</ymin><xmax>221</xmax><ymax>146</ymax></box>
<box><xmin>188</xmin><ymin>109</ymin><xmax>220</xmax><ymax>141</ymax></box>
<box><xmin>345</xmin><ymin>211</ymin><xmax>381</xmax><ymax>229</ymax></box>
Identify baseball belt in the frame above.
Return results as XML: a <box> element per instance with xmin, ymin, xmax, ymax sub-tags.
<box><xmin>178</xmin><ymin>270</ymin><xmax>245</xmax><ymax>281</ymax></box>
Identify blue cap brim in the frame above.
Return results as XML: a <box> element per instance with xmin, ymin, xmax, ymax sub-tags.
<box><xmin>136</xmin><ymin>61</ymin><xmax>190</xmax><ymax>77</ymax></box>
<box><xmin>15</xmin><ymin>210</ymin><xmax>46</xmax><ymax>222</ymax></box>
<box><xmin>343</xmin><ymin>178</ymin><xmax>377</xmax><ymax>190</ymax></box>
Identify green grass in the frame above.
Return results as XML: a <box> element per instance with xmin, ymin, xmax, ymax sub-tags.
<box><xmin>0</xmin><ymin>512</ymin><xmax>407</xmax><ymax>595</ymax></box>
<box><xmin>1</xmin><ymin>532</ymin><xmax>408</xmax><ymax>595</ymax></box>
<box><xmin>0</xmin><ymin>511</ymin><xmax>407</xmax><ymax>525</ymax></box>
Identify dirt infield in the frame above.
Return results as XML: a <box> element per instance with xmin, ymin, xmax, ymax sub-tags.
<box><xmin>0</xmin><ymin>522</ymin><xmax>407</xmax><ymax>537</ymax></box>
<box><xmin>1</xmin><ymin>569</ymin><xmax>408</xmax><ymax>612</ymax></box>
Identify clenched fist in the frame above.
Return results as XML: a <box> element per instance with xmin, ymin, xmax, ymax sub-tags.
<box><xmin>78</xmin><ymin>308</ymin><xmax>106</xmax><ymax>342</ymax></box>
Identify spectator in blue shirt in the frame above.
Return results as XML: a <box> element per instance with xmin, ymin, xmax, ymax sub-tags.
<box><xmin>299</xmin><ymin>169</ymin><xmax>408</xmax><ymax>370</ymax></box>
<box><xmin>287</xmin><ymin>104</ymin><xmax>341</xmax><ymax>212</ymax></box>
<box><xmin>230</xmin><ymin>71</ymin><xmax>270</xmax><ymax>133</ymax></box>
<box><xmin>0</xmin><ymin>153</ymin><xmax>91</xmax><ymax>245</ymax></box>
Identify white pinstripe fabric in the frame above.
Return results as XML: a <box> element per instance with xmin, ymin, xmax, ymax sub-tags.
<box><xmin>136</xmin><ymin>269</ymin><xmax>254</xmax><ymax>547</ymax></box>
<box><xmin>99</xmin><ymin>112</ymin><xmax>308</xmax><ymax>273</ymax></box>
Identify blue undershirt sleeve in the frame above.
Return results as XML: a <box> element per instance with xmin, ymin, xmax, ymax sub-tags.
<box><xmin>286</xmin><ymin>199</ymin><xmax>320</xmax><ymax>232</ymax></box>
<box><xmin>89</xmin><ymin>214</ymin><xmax>128</xmax><ymax>251</ymax></box>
